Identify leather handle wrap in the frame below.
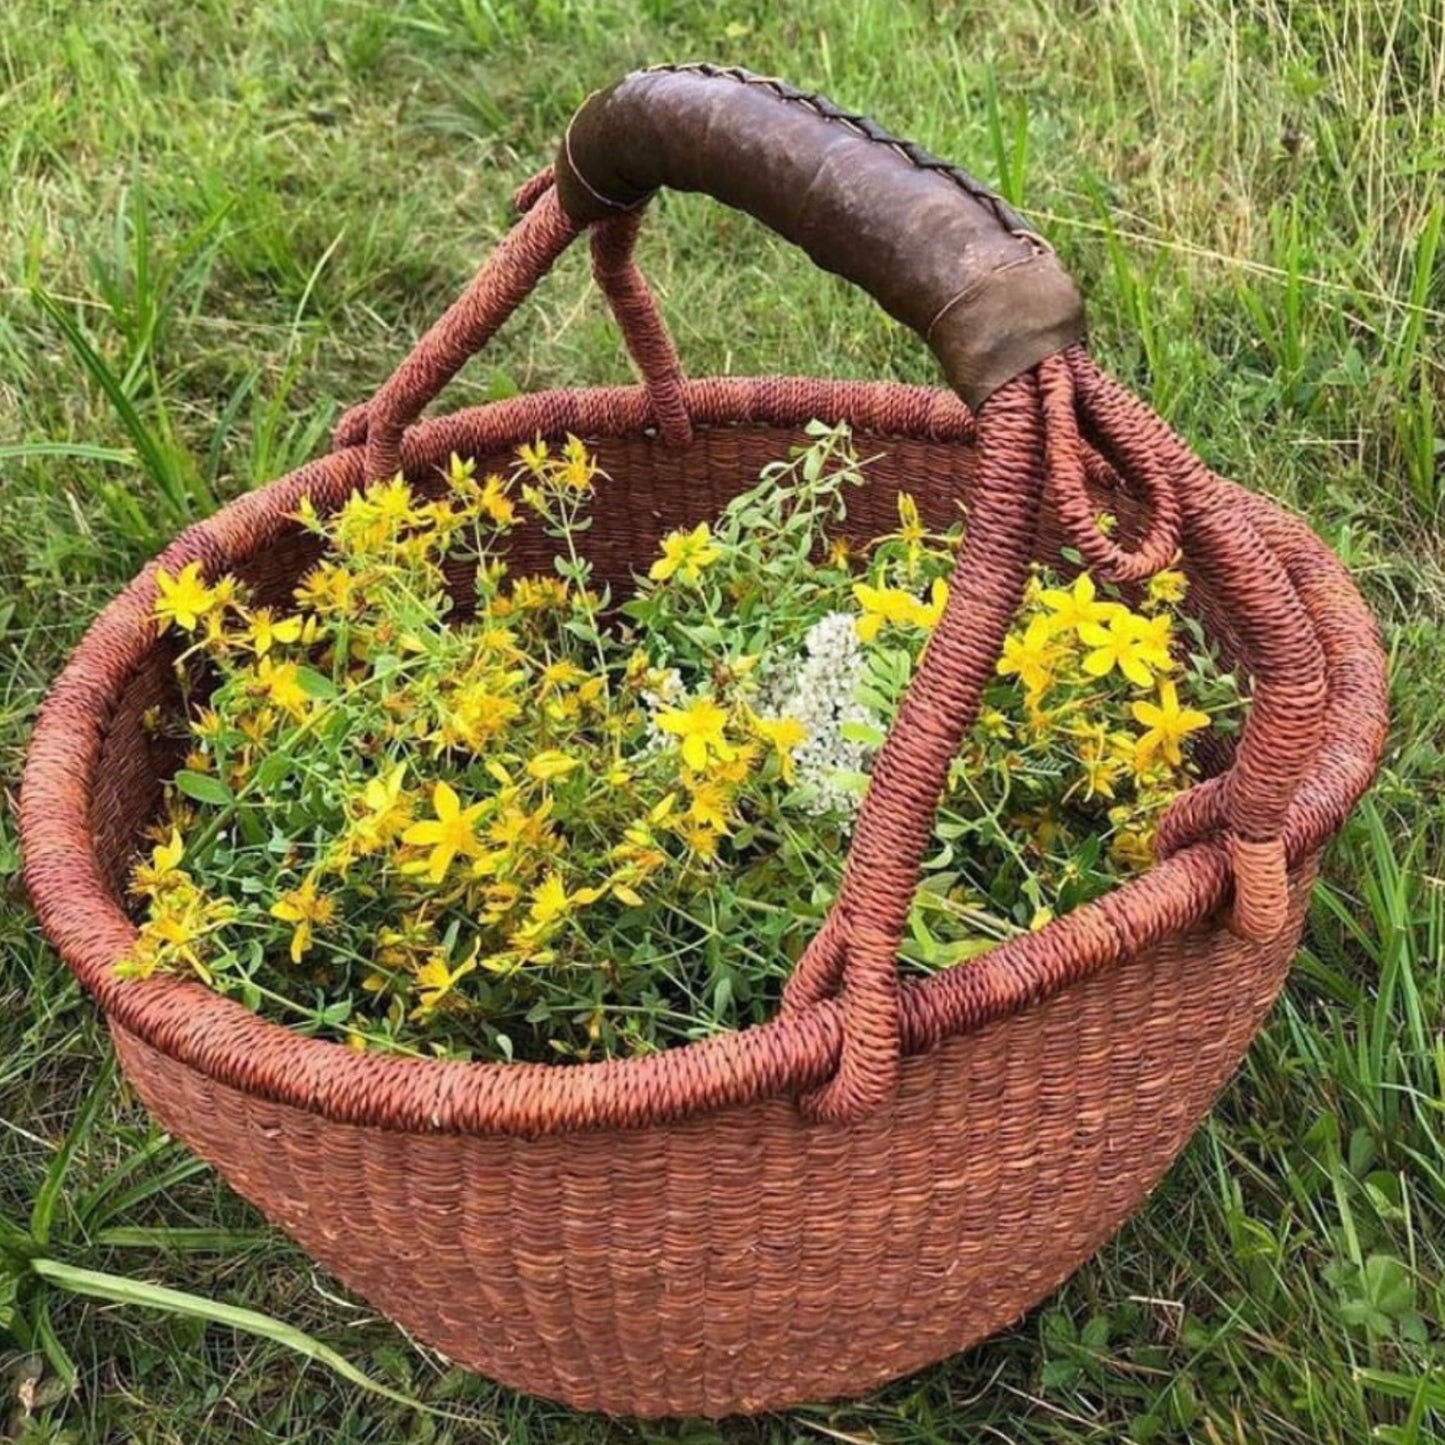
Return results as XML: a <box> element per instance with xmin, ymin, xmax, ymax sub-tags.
<box><xmin>555</xmin><ymin>64</ymin><xmax>1086</xmax><ymax>410</ymax></box>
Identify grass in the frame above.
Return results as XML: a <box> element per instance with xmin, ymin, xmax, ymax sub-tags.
<box><xmin>1</xmin><ymin>0</ymin><xmax>1442</xmax><ymax>1439</ymax></box>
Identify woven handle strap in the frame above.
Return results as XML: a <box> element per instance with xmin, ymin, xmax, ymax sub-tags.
<box><xmin>550</xmin><ymin>65</ymin><xmax>1093</xmax><ymax>1119</ymax></box>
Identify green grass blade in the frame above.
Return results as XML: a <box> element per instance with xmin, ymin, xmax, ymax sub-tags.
<box><xmin>30</xmin><ymin>285</ymin><xmax>198</xmax><ymax>524</ymax></box>
<box><xmin>93</xmin><ymin>1226</ymin><xmax>267</xmax><ymax>1253</ymax></box>
<box><xmin>29</xmin><ymin>1258</ymin><xmax>472</xmax><ymax>1421</ymax></box>
<box><xmin>79</xmin><ymin>1154</ymin><xmax>210</xmax><ymax>1233</ymax></box>
<box><xmin>1355</xmin><ymin>1366</ymin><xmax>1445</xmax><ymax>1411</ymax></box>
<box><xmin>0</xmin><ymin>443</ymin><xmax>134</xmax><ymax>465</ymax></box>
<box><xmin>33</xmin><ymin>1295</ymin><xmax>79</xmax><ymax>1390</ymax></box>
<box><xmin>30</xmin><ymin>1054</ymin><xmax>116</xmax><ymax>1248</ymax></box>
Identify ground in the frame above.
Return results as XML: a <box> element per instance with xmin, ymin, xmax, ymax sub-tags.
<box><xmin>1</xmin><ymin>1</ymin><xmax>1442</xmax><ymax>1441</ymax></box>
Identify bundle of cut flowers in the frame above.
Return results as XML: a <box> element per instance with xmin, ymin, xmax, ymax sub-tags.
<box><xmin>123</xmin><ymin>422</ymin><xmax>1240</xmax><ymax>1063</ymax></box>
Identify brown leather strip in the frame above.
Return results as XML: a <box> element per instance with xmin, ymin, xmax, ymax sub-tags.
<box><xmin>554</xmin><ymin>65</ymin><xmax>1085</xmax><ymax>410</ymax></box>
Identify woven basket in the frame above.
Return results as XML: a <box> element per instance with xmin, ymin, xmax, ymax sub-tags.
<box><xmin>22</xmin><ymin>66</ymin><xmax>1387</xmax><ymax>1418</ymax></box>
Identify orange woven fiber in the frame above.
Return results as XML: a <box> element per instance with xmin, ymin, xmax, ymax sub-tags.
<box><xmin>21</xmin><ymin>65</ymin><xmax>1387</xmax><ymax>1418</ymax></box>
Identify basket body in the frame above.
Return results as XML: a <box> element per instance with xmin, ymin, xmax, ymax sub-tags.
<box><xmin>25</xmin><ymin>380</ymin><xmax>1380</xmax><ymax>1417</ymax></box>
<box><xmin>113</xmin><ymin>892</ymin><xmax>1305</xmax><ymax>1415</ymax></box>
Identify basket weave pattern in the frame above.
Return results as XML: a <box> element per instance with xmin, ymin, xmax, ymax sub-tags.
<box><xmin>21</xmin><ymin>66</ymin><xmax>1387</xmax><ymax>1419</ymax></box>
<box><xmin>114</xmin><ymin>884</ymin><xmax>1305</xmax><ymax>1414</ymax></box>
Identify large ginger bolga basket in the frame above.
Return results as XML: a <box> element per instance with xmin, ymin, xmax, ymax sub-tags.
<box><xmin>22</xmin><ymin>66</ymin><xmax>1387</xmax><ymax>1418</ymax></box>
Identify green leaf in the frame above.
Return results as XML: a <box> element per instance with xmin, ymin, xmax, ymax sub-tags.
<box><xmin>253</xmin><ymin>753</ymin><xmax>293</xmax><ymax>791</ymax></box>
<box><xmin>294</xmin><ymin>666</ymin><xmax>337</xmax><ymax>700</ymax></box>
<box><xmin>1356</xmin><ymin>1367</ymin><xmax>1445</xmax><ymax>1412</ymax></box>
<box><xmin>173</xmin><ymin>769</ymin><xmax>233</xmax><ymax>806</ymax></box>
<box><xmin>0</xmin><ymin>442</ymin><xmax>135</xmax><ymax>465</ymax></box>
<box><xmin>1362</xmin><ymin>1253</ymin><xmax>1416</xmax><ymax>1319</ymax></box>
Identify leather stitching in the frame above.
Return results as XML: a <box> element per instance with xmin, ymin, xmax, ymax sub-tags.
<box><xmin>639</xmin><ymin>61</ymin><xmax>1050</xmax><ymax>255</ymax></box>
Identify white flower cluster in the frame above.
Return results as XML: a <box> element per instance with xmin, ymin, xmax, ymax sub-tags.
<box><xmin>764</xmin><ymin>611</ymin><xmax>877</xmax><ymax>820</ymax></box>
<box><xmin>639</xmin><ymin>666</ymin><xmax>685</xmax><ymax>756</ymax></box>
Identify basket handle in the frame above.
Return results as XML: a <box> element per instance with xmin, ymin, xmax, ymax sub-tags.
<box><xmin>555</xmin><ymin>64</ymin><xmax>1085</xmax><ymax>411</ymax></box>
<box><xmin>340</xmin><ymin>64</ymin><xmax>1086</xmax><ymax>474</ymax></box>
<box><xmin>332</xmin><ymin>67</ymin><xmax>1319</xmax><ymax>1127</ymax></box>
<box><xmin>551</xmin><ymin>67</ymin><xmax>1096</xmax><ymax>1122</ymax></box>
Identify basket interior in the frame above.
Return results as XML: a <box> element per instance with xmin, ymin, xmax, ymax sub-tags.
<box><xmin>87</xmin><ymin>418</ymin><xmax>1244</xmax><ymax>916</ymax></box>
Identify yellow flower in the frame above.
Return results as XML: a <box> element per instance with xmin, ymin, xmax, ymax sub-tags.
<box><xmin>120</xmin><ymin>878</ymin><xmax>235</xmax><ymax>983</ymax></box>
<box><xmin>242</xmin><ymin>608</ymin><xmax>304</xmax><ymax>657</ymax></box>
<box><xmin>538</xmin><ymin>659</ymin><xmax>587</xmax><ymax>694</ymax></box>
<box><xmin>913</xmin><ymin>576</ymin><xmax>949</xmax><ymax>630</ymax></box>
<box><xmin>525</xmin><ymin>750</ymin><xmax>579</xmax><ymax>781</ymax></box>
<box><xmin>655</xmin><ymin>697</ymin><xmax>736</xmax><ymax>771</ymax></box>
<box><xmin>432</xmin><ymin>677</ymin><xmax>523</xmax><ymax>752</ymax></box>
<box><xmin>1145</xmin><ymin>568</ymin><xmax>1189</xmax><ymax>608</ymax></box>
<box><xmin>896</xmin><ymin>491</ymin><xmax>926</xmax><ymax>548</ymax></box>
<box><xmin>270</xmin><ymin>875</ymin><xmax>336</xmax><ymax>964</ymax></box>
<box><xmin>488</xmin><ymin>792</ymin><xmax>556</xmax><ymax>852</ymax></box>
<box><xmin>130</xmin><ymin>829</ymin><xmax>186</xmax><ymax>897</ymax></box>
<box><xmin>1079</xmin><ymin>611</ymin><xmax>1161</xmax><ymax>689</ymax></box>
<box><xmin>1131</xmin><ymin>679</ymin><xmax>1210</xmax><ymax>769</ymax></box>
<box><xmin>649</xmin><ymin>522</ymin><xmax>720</xmax><ymax>585</ymax></box>
<box><xmin>676</xmin><ymin>819</ymin><xmax>720</xmax><ymax>859</ymax></box>
<box><xmin>153</xmin><ymin>562</ymin><xmax>220</xmax><ymax>633</ymax></box>
<box><xmin>402</xmin><ymin>780</ymin><xmax>489</xmax><ymax>883</ymax></box>
<box><xmin>1037</xmin><ymin>572</ymin><xmax>1122</xmax><ymax>636</ymax></box>
<box><xmin>515</xmin><ymin>873</ymin><xmax>604</xmax><ymax>947</ymax></box>
<box><xmin>978</xmin><ymin>707</ymin><xmax>1012</xmax><ymax>741</ymax></box>
<box><xmin>409</xmin><ymin>946</ymin><xmax>479</xmax><ymax>1021</ymax></box>
<box><xmin>1128</xmin><ymin>612</ymin><xmax>1175</xmax><ymax>673</ymax></box>
<box><xmin>294</xmin><ymin>562</ymin><xmax>355</xmax><ymax>616</ymax></box>
<box><xmin>509</xmin><ymin>575</ymin><xmax>569</xmax><ymax>612</ymax></box>
<box><xmin>1110</xmin><ymin>823</ymin><xmax>1156</xmax><ymax>872</ymax></box>
<box><xmin>527</xmin><ymin>873</ymin><xmax>572</xmax><ymax>930</ymax></box>
<box><xmin>1068</xmin><ymin>725</ymin><xmax>1123</xmax><ymax>802</ymax></box>
<box><xmin>853</xmin><ymin>582</ymin><xmax>911</xmax><ymax>641</ymax></box>
<box><xmin>255</xmin><ymin>657</ymin><xmax>311</xmax><ymax>719</ymax></box>
<box><xmin>516</xmin><ymin>438</ymin><xmax>550</xmax><ymax>476</ymax></box>
<box><xmin>238</xmin><ymin>706</ymin><xmax>280</xmax><ymax>745</ymax></box>
<box><xmin>560</xmin><ymin>435</ymin><xmax>598</xmax><ymax>492</ymax></box>
<box><xmin>478</xmin><ymin>880</ymin><xmax>522</xmax><ymax>926</ymax></box>
<box><xmin>348</xmin><ymin>763</ymin><xmax>412</xmax><ymax>857</ymax></box>
<box><xmin>997</xmin><ymin>614</ymin><xmax>1062</xmax><ymax>697</ymax></box>
<box><xmin>853</xmin><ymin>577</ymin><xmax>947</xmax><ymax>640</ymax></box>
<box><xmin>199</xmin><ymin>609</ymin><xmax>232</xmax><ymax>653</ymax></box>
<box><xmin>711</xmin><ymin>741</ymin><xmax>760</xmax><ymax>788</ymax></box>
<box><xmin>686</xmin><ymin>777</ymin><xmax>734</xmax><ymax>832</ymax></box>
<box><xmin>193</xmin><ymin>708</ymin><xmax>224</xmax><ymax>742</ymax></box>
<box><xmin>375</xmin><ymin>910</ymin><xmax>438</xmax><ymax>976</ymax></box>
<box><xmin>751</xmin><ymin>714</ymin><xmax>808</xmax><ymax>783</ymax></box>
<box><xmin>478</xmin><ymin>474</ymin><xmax>516</xmax><ymax>526</ymax></box>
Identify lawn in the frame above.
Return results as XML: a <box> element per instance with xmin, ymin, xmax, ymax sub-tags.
<box><xmin>2</xmin><ymin>0</ymin><xmax>1443</xmax><ymax>1441</ymax></box>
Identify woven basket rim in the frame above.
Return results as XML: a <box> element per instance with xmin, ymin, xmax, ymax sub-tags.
<box><xmin>20</xmin><ymin>377</ymin><xmax>1386</xmax><ymax>1137</ymax></box>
